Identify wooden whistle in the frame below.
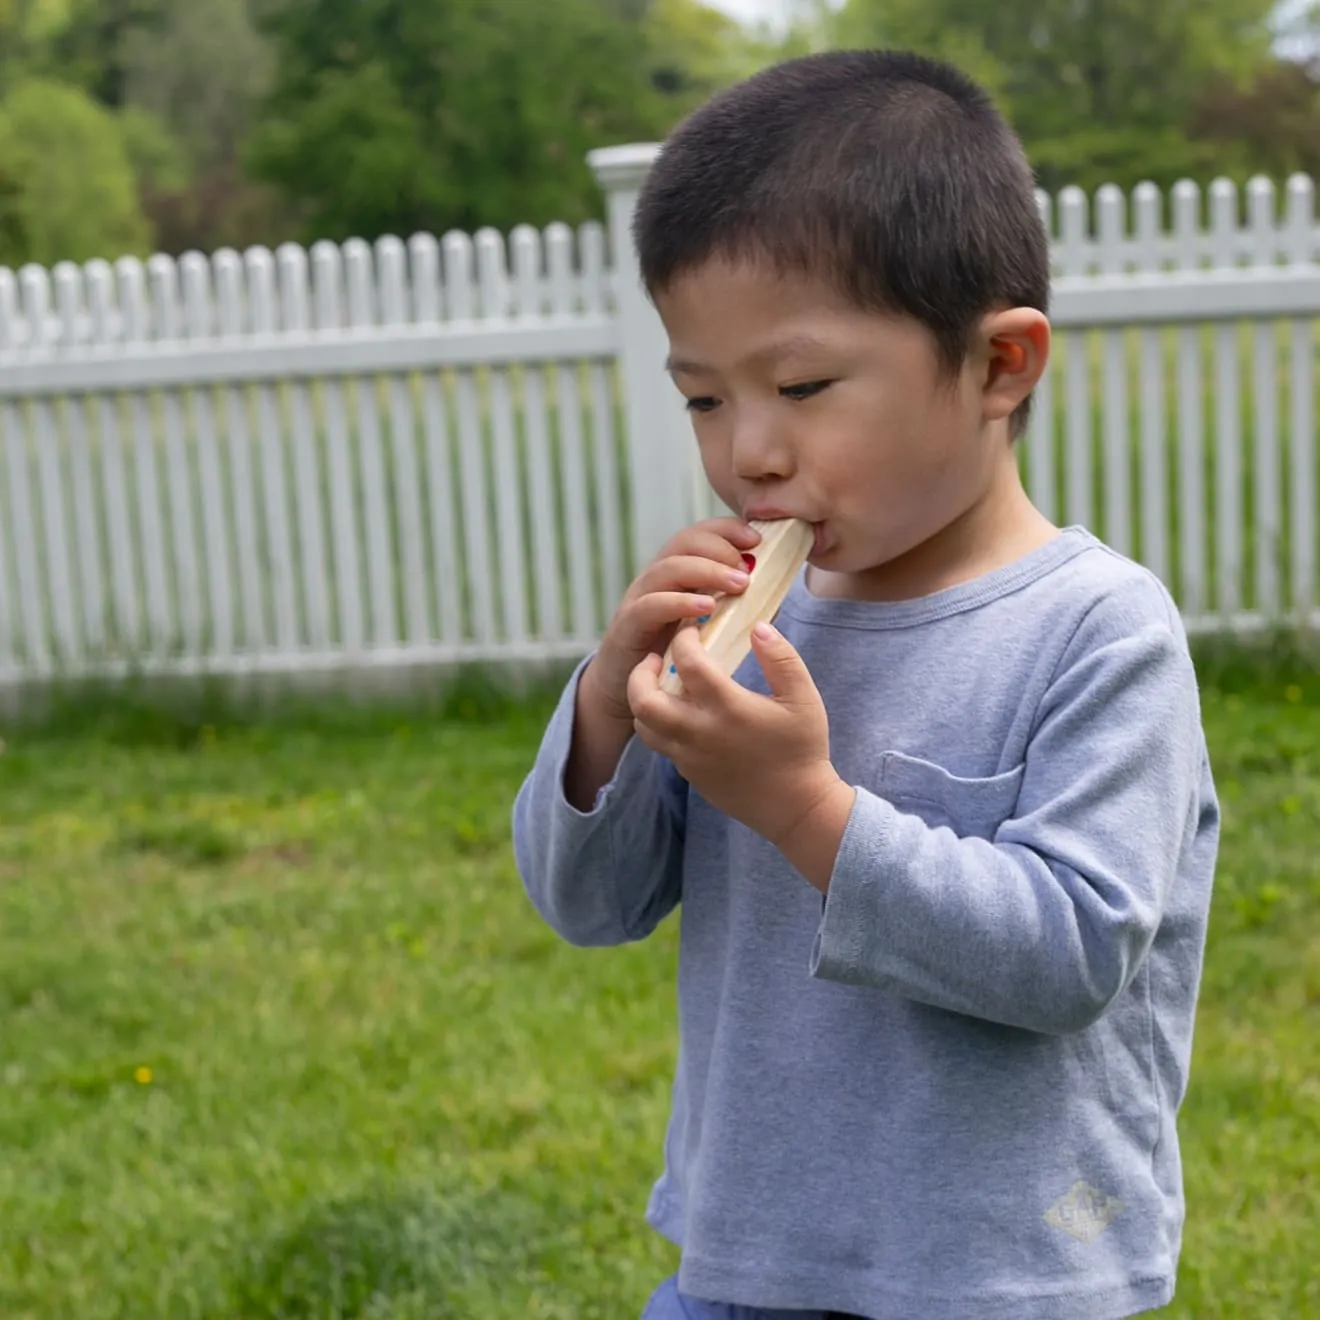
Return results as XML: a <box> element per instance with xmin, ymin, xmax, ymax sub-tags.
<box><xmin>659</xmin><ymin>517</ymin><xmax>814</xmax><ymax>696</ymax></box>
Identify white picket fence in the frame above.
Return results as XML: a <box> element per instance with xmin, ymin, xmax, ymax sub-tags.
<box><xmin>0</xmin><ymin>144</ymin><xmax>1318</xmax><ymax>688</ymax></box>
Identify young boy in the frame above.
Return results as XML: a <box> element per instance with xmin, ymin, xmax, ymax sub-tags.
<box><xmin>513</xmin><ymin>49</ymin><xmax>1219</xmax><ymax>1320</ymax></box>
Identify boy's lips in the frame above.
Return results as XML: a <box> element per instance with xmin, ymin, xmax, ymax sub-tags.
<box><xmin>742</xmin><ymin>506</ymin><xmax>810</xmax><ymax>525</ymax></box>
<box><xmin>742</xmin><ymin>508</ymin><xmax>831</xmax><ymax>558</ymax></box>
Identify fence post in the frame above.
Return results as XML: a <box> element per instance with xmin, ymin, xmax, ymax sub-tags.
<box><xmin>588</xmin><ymin>143</ymin><xmax>693</xmax><ymax>574</ymax></box>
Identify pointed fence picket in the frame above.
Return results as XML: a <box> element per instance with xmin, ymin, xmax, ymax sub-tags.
<box><xmin>1172</xmin><ymin>182</ymin><xmax>1208</xmax><ymax>619</ymax></box>
<box><xmin>1287</xmin><ymin>179</ymin><xmax>1318</xmax><ymax>622</ymax></box>
<box><xmin>1133</xmin><ymin>182</ymin><xmax>1168</xmax><ymax>592</ymax></box>
<box><xmin>0</xmin><ymin>156</ymin><xmax>1318</xmax><ymax>689</ymax></box>
<box><xmin>579</xmin><ymin>221</ymin><xmax>626</xmax><ymax>627</ymax></box>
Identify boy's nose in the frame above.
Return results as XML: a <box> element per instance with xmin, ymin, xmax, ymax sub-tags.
<box><xmin>731</xmin><ymin>424</ymin><xmax>793</xmax><ymax>481</ymax></box>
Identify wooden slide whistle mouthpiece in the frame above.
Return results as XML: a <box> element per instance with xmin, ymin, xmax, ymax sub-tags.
<box><xmin>659</xmin><ymin>517</ymin><xmax>815</xmax><ymax>697</ymax></box>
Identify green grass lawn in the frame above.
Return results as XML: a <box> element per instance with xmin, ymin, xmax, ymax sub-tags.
<box><xmin>0</xmin><ymin>647</ymin><xmax>1316</xmax><ymax>1319</ymax></box>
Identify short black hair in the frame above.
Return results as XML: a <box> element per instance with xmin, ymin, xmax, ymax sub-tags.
<box><xmin>634</xmin><ymin>49</ymin><xmax>1050</xmax><ymax>436</ymax></box>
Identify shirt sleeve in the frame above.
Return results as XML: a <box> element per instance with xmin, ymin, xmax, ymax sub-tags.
<box><xmin>809</xmin><ymin>583</ymin><xmax>1213</xmax><ymax>1034</ymax></box>
<box><xmin>512</xmin><ymin>657</ymin><xmax>688</xmax><ymax>947</ymax></box>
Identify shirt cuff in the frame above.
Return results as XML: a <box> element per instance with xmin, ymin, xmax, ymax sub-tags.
<box><xmin>808</xmin><ymin>787</ymin><xmax>896</xmax><ymax>984</ymax></box>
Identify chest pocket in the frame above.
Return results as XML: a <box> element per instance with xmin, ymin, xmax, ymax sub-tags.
<box><xmin>874</xmin><ymin>750</ymin><xmax>1025</xmax><ymax>841</ymax></box>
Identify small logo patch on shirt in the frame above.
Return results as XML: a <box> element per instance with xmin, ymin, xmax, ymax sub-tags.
<box><xmin>1043</xmin><ymin>1180</ymin><xmax>1126</xmax><ymax>1243</ymax></box>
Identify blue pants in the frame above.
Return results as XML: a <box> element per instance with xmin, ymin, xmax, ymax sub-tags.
<box><xmin>640</xmin><ymin>1273</ymin><xmax>865</xmax><ymax>1319</ymax></box>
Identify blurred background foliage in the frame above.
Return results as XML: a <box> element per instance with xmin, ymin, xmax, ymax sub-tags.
<box><xmin>0</xmin><ymin>0</ymin><xmax>1316</xmax><ymax>267</ymax></box>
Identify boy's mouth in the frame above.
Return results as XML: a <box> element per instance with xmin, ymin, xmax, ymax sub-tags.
<box><xmin>741</xmin><ymin>508</ymin><xmax>831</xmax><ymax>558</ymax></box>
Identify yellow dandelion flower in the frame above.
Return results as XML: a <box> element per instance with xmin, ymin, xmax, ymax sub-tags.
<box><xmin>134</xmin><ymin>1066</ymin><xmax>153</xmax><ymax>1085</ymax></box>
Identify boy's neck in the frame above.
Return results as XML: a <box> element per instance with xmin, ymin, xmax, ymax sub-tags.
<box><xmin>806</xmin><ymin>455</ymin><xmax>1060</xmax><ymax>604</ymax></box>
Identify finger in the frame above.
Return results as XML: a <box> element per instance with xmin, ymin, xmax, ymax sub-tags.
<box><xmin>621</xmin><ymin>592</ymin><xmax>721</xmax><ymax>652</ymax></box>
<box><xmin>628</xmin><ymin>653</ymin><xmax>683</xmax><ymax>729</ymax></box>
<box><xmin>631</xmin><ymin>718</ymin><xmax>666</xmax><ymax>757</ymax></box>
<box><xmin>656</xmin><ymin>525</ymin><xmax>762</xmax><ymax>578</ymax></box>
<box><xmin>629</xmin><ymin>649</ymin><xmax>707</xmax><ymax>738</ymax></box>
<box><xmin>627</xmin><ymin>651</ymin><xmax>664</xmax><ymax>710</ymax></box>
<box><xmin>749</xmin><ymin>622</ymin><xmax>818</xmax><ymax>705</ymax></box>
<box><xmin>634</xmin><ymin>651</ymin><xmax>664</xmax><ymax>679</ymax></box>
<box><xmin>666</xmin><ymin>619</ymin><xmax>734</xmax><ymax>705</ymax></box>
<box><xmin>630</xmin><ymin>714</ymin><xmax>684</xmax><ymax>763</ymax></box>
<box><xmin>636</xmin><ymin>553</ymin><xmax>753</xmax><ymax>600</ymax></box>
<box><xmin>665</xmin><ymin>518</ymin><xmax>763</xmax><ymax>558</ymax></box>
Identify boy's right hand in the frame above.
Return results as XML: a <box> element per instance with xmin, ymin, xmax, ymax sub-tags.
<box><xmin>583</xmin><ymin>517</ymin><xmax>762</xmax><ymax>726</ymax></box>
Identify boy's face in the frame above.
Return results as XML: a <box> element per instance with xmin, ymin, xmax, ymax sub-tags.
<box><xmin>655</xmin><ymin>257</ymin><xmax>1050</xmax><ymax>600</ymax></box>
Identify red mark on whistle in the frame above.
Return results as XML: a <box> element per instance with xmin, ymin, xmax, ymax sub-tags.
<box><xmin>741</xmin><ymin>552</ymin><xmax>756</xmax><ymax>573</ymax></box>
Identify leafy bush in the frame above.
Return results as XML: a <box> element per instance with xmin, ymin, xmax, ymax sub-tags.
<box><xmin>0</xmin><ymin>78</ymin><xmax>149</xmax><ymax>267</ymax></box>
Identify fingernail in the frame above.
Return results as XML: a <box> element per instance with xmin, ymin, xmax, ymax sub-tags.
<box><xmin>753</xmin><ymin>622</ymin><xmax>776</xmax><ymax>641</ymax></box>
<box><xmin>727</xmin><ymin>570</ymin><xmax>750</xmax><ymax>588</ymax></box>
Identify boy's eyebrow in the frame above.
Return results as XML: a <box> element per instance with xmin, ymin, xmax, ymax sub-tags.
<box><xmin>665</xmin><ymin>333</ymin><xmax>835</xmax><ymax>376</ymax></box>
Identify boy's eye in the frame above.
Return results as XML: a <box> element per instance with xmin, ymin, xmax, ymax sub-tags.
<box><xmin>780</xmin><ymin>380</ymin><xmax>833</xmax><ymax>401</ymax></box>
<box><xmin>685</xmin><ymin>396</ymin><xmax>721</xmax><ymax>413</ymax></box>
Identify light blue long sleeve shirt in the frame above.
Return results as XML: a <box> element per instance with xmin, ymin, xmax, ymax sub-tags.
<box><xmin>512</xmin><ymin>527</ymin><xmax>1220</xmax><ymax>1320</ymax></box>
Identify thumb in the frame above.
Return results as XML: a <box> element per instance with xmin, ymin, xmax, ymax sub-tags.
<box><xmin>750</xmin><ymin>622</ymin><xmax>815</xmax><ymax>704</ymax></box>
<box><xmin>627</xmin><ymin>651</ymin><xmax>664</xmax><ymax>708</ymax></box>
<box><xmin>634</xmin><ymin>651</ymin><xmax>663</xmax><ymax>678</ymax></box>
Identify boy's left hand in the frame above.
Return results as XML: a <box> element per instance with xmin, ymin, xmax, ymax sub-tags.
<box><xmin>627</xmin><ymin>621</ymin><xmax>844</xmax><ymax>849</ymax></box>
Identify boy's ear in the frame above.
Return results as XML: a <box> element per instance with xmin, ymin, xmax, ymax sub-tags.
<box><xmin>977</xmin><ymin>308</ymin><xmax>1050</xmax><ymax>422</ymax></box>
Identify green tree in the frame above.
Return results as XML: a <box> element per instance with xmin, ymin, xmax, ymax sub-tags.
<box><xmin>0</xmin><ymin>0</ymin><xmax>26</xmax><ymax>89</ymax></box>
<box><xmin>43</xmin><ymin>0</ymin><xmax>164</xmax><ymax>108</ymax></box>
<box><xmin>1187</xmin><ymin>58</ymin><xmax>1320</xmax><ymax>182</ymax></box>
<box><xmin>246</xmin><ymin>0</ymin><xmax>671</xmax><ymax>242</ymax></box>
<box><xmin>114</xmin><ymin>0</ymin><xmax>291</xmax><ymax>254</ymax></box>
<box><xmin>645</xmin><ymin>0</ymin><xmax>780</xmax><ymax>110</ymax></box>
<box><xmin>0</xmin><ymin>161</ymin><xmax>27</xmax><ymax>257</ymax></box>
<box><xmin>115</xmin><ymin>102</ymin><xmax>189</xmax><ymax>198</ymax></box>
<box><xmin>120</xmin><ymin>0</ymin><xmax>272</xmax><ymax>170</ymax></box>
<box><xmin>828</xmin><ymin>0</ymin><xmax>1284</xmax><ymax>190</ymax></box>
<box><xmin>0</xmin><ymin>77</ymin><xmax>149</xmax><ymax>266</ymax></box>
<box><xmin>0</xmin><ymin>0</ymin><xmax>73</xmax><ymax>90</ymax></box>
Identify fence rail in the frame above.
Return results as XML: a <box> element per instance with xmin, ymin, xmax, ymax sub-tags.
<box><xmin>1</xmin><ymin>145</ymin><xmax>1318</xmax><ymax>689</ymax></box>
